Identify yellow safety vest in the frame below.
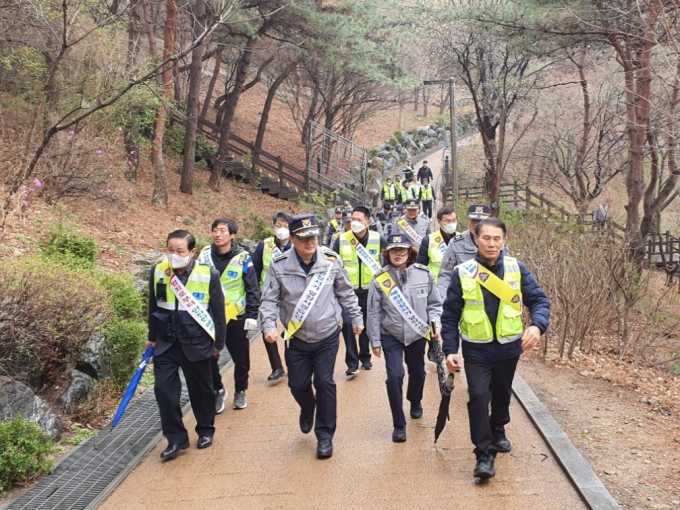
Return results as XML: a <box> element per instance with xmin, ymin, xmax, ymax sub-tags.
<box><xmin>383</xmin><ymin>184</ymin><xmax>396</xmax><ymax>200</ymax></box>
<box><xmin>154</xmin><ymin>259</ymin><xmax>212</xmax><ymax>311</ymax></box>
<box><xmin>459</xmin><ymin>257</ymin><xmax>524</xmax><ymax>343</ymax></box>
<box><xmin>200</xmin><ymin>246</ymin><xmax>247</xmax><ymax>321</ymax></box>
<box><xmin>330</xmin><ymin>218</ymin><xmax>339</xmax><ymax>231</ymax></box>
<box><xmin>421</xmin><ymin>187</ymin><xmax>433</xmax><ymax>201</ymax></box>
<box><xmin>400</xmin><ymin>187</ymin><xmax>411</xmax><ymax>202</ymax></box>
<box><xmin>338</xmin><ymin>230</ymin><xmax>381</xmax><ymax>288</ymax></box>
<box><xmin>260</xmin><ymin>237</ymin><xmax>281</xmax><ymax>288</ymax></box>
<box><xmin>427</xmin><ymin>230</ymin><xmax>447</xmax><ymax>281</ymax></box>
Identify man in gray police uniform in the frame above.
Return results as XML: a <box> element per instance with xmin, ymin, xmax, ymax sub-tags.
<box><xmin>391</xmin><ymin>198</ymin><xmax>431</xmax><ymax>255</ymax></box>
<box><xmin>259</xmin><ymin>213</ymin><xmax>364</xmax><ymax>459</ymax></box>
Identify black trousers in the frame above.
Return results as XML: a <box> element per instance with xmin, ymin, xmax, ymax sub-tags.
<box><xmin>263</xmin><ymin>338</ymin><xmax>283</xmax><ymax>371</ymax></box>
<box><xmin>382</xmin><ymin>335</ymin><xmax>426</xmax><ymax>427</ymax></box>
<box><xmin>219</xmin><ymin>318</ymin><xmax>250</xmax><ymax>392</ymax></box>
<box><xmin>422</xmin><ymin>200</ymin><xmax>433</xmax><ymax>219</ymax></box>
<box><xmin>285</xmin><ymin>328</ymin><xmax>340</xmax><ymax>440</ymax></box>
<box><xmin>154</xmin><ymin>341</ymin><xmax>215</xmax><ymax>444</ymax></box>
<box><xmin>341</xmin><ymin>292</ymin><xmax>371</xmax><ymax>369</ymax></box>
<box><xmin>464</xmin><ymin>354</ymin><xmax>520</xmax><ymax>456</ymax></box>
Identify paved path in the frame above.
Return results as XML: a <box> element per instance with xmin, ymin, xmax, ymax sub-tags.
<box><xmin>100</xmin><ymin>337</ymin><xmax>584</xmax><ymax>510</ymax></box>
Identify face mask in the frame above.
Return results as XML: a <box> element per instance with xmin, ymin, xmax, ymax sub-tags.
<box><xmin>275</xmin><ymin>227</ymin><xmax>289</xmax><ymax>240</ymax></box>
<box><xmin>441</xmin><ymin>223</ymin><xmax>457</xmax><ymax>235</ymax></box>
<box><xmin>168</xmin><ymin>253</ymin><xmax>191</xmax><ymax>269</ymax></box>
<box><xmin>351</xmin><ymin>220</ymin><xmax>366</xmax><ymax>233</ymax></box>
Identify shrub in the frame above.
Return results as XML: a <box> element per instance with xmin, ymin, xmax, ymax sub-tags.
<box><xmin>39</xmin><ymin>223</ymin><xmax>99</xmax><ymax>269</ymax></box>
<box><xmin>0</xmin><ymin>415</ymin><xmax>54</xmax><ymax>495</ymax></box>
<box><xmin>393</xmin><ymin>130</ymin><xmax>405</xmax><ymax>144</ymax></box>
<box><xmin>71</xmin><ymin>379</ymin><xmax>121</xmax><ymax>427</ymax></box>
<box><xmin>100</xmin><ymin>274</ymin><xmax>144</xmax><ymax>321</ymax></box>
<box><xmin>100</xmin><ymin>319</ymin><xmax>147</xmax><ymax>388</ymax></box>
<box><xmin>243</xmin><ymin>212</ymin><xmax>274</xmax><ymax>241</ymax></box>
<box><xmin>0</xmin><ymin>257</ymin><xmax>111</xmax><ymax>387</ymax></box>
<box><xmin>194</xmin><ymin>235</ymin><xmax>212</xmax><ymax>253</ymax></box>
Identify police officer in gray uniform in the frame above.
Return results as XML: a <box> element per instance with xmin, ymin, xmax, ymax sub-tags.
<box><xmin>438</xmin><ymin>204</ymin><xmax>508</xmax><ymax>298</ymax></box>
<box><xmin>391</xmin><ymin>198</ymin><xmax>431</xmax><ymax>254</ymax></box>
<box><xmin>259</xmin><ymin>214</ymin><xmax>364</xmax><ymax>460</ymax></box>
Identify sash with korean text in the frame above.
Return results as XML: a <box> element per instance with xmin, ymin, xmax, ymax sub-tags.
<box><xmin>397</xmin><ymin>218</ymin><xmax>423</xmax><ymax>245</ymax></box>
<box><xmin>169</xmin><ymin>275</ymin><xmax>216</xmax><ymax>340</ymax></box>
<box><xmin>375</xmin><ymin>271</ymin><xmax>430</xmax><ymax>339</ymax></box>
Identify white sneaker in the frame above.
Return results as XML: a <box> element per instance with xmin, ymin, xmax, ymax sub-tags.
<box><xmin>215</xmin><ymin>388</ymin><xmax>227</xmax><ymax>414</ymax></box>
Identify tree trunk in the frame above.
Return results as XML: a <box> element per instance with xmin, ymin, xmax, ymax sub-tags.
<box><xmin>124</xmin><ymin>7</ymin><xmax>141</xmax><ymax>182</ymax></box>
<box><xmin>209</xmin><ymin>36</ymin><xmax>257</xmax><ymax>189</ymax></box>
<box><xmin>140</xmin><ymin>0</ymin><xmax>157</xmax><ymax>57</ymax></box>
<box><xmin>150</xmin><ymin>0</ymin><xmax>178</xmax><ymax>205</ymax></box>
<box><xmin>200</xmin><ymin>47</ymin><xmax>222</xmax><ymax>121</ymax></box>
<box><xmin>422</xmin><ymin>87</ymin><xmax>428</xmax><ymax>118</ymax></box>
<box><xmin>180</xmin><ymin>0</ymin><xmax>206</xmax><ymax>195</ymax></box>
<box><xmin>414</xmin><ymin>87</ymin><xmax>420</xmax><ymax>112</ymax></box>
<box><xmin>255</xmin><ymin>59</ymin><xmax>298</xmax><ymax>149</ymax></box>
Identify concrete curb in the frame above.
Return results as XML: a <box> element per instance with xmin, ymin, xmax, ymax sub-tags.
<box><xmin>513</xmin><ymin>373</ymin><xmax>621</xmax><ymax>510</ymax></box>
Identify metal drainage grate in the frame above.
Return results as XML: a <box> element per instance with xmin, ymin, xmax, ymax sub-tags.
<box><xmin>5</xmin><ymin>333</ymin><xmax>257</xmax><ymax>510</ymax></box>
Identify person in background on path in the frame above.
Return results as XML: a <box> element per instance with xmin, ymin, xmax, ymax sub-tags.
<box><xmin>441</xmin><ymin>218</ymin><xmax>550</xmax><ymax>479</ymax></box>
<box><xmin>332</xmin><ymin>205</ymin><xmax>386</xmax><ymax>376</ymax></box>
<box><xmin>409</xmin><ymin>179</ymin><xmax>423</xmax><ymax>201</ymax></box>
<box><xmin>252</xmin><ymin>212</ymin><xmax>292</xmax><ymax>383</ymax></box>
<box><xmin>416</xmin><ymin>206</ymin><xmax>458</xmax><ymax>283</ymax></box>
<box><xmin>331</xmin><ymin>209</ymin><xmax>352</xmax><ymax>246</ymax></box>
<box><xmin>399</xmin><ymin>179</ymin><xmax>412</xmax><ymax>204</ymax></box>
<box><xmin>376</xmin><ymin>202</ymin><xmax>392</xmax><ymax>228</ymax></box>
<box><xmin>147</xmin><ymin>230</ymin><xmax>226</xmax><ymax>460</ymax></box>
<box><xmin>381</xmin><ymin>177</ymin><xmax>397</xmax><ymax>204</ymax></box>
<box><xmin>392</xmin><ymin>198</ymin><xmax>431</xmax><ymax>256</ymax></box>
<box><xmin>420</xmin><ymin>178</ymin><xmax>435</xmax><ymax>219</ymax></box>
<box><xmin>199</xmin><ymin>218</ymin><xmax>260</xmax><ymax>413</ymax></box>
<box><xmin>394</xmin><ymin>176</ymin><xmax>404</xmax><ymax>204</ymax></box>
<box><xmin>417</xmin><ymin>160</ymin><xmax>433</xmax><ymax>184</ymax></box>
<box><xmin>437</xmin><ymin>204</ymin><xmax>498</xmax><ymax>298</ymax></box>
<box><xmin>260</xmin><ymin>214</ymin><xmax>364</xmax><ymax>459</ymax></box>
<box><xmin>403</xmin><ymin>160</ymin><xmax>414</xmax><ymax>182</ymax></box>
<box><xmin>323</xmin><ymin>207</ymin><xmax>343</xmax><ymax>247</ymax></box>
<box><xmin>367</xmin><ymin>234</ymin><xmax>442</xmax><ymax>443</ymax></box>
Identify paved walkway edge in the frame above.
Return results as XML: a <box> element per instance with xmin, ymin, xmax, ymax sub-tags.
<box><xmin>513</xmin><ymin>372</ymin><xmax>621</xmax><ymax>510</ymax></box>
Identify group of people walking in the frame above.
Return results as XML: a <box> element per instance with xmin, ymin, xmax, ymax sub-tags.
<box><xmin>147</xmin><ymin>191</ymin><xmax>550</xmax><ymax>479</ymax></box>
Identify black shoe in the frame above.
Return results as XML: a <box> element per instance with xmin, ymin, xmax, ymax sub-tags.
<box><xmin>492</xmin><ymin>433</ymin><xmax>512</xmax><ymax>453</ymax></box>
<box><xmin>410</xmin><ymin>402</ymin><xmax>423</xmax><ymax>419</ymax></box>
<box><xmin>317</xmin><ymin>438</ymin><xmax>333</xmax><ymax>459</ymax></box>
<box><xmin>473</xmin><ymin>453</ymin><xmax>496</xmax><ymax>479</ymax></box>
<box><xmin>160</xmin><ymin>441</ymin><xmax>190</xmax><ymax>460</ymax></box>
<box><xmin>197</xmin><ymin>436</ymin><xmax>213</xmax><ymax>449</ymax></box>
<box><xmin>299</xmin><ymin>414</ymin><xmax>314</xmax><ymax>434</ymax></box>
<box><xmin>361</xmin><ymin>362</ymin><xmax>372</xmax><ymax>370</ymax></box>
<box><xmin>268</xmin><ymin>368</ymin><xmax>286</xmax><ymax>382</ymax></box>
<box><xmin>345</xmin><ymin>367</ymin><xmax>359</xmax><ymax>378</ymax></box>
<box><xmin>392</xmin><ymin>427</ymin><xmax>406</xmax><ymax>443</ymax></box>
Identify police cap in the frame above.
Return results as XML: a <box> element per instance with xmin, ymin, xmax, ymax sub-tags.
<box><xmin>385</xmin><ymin>234</ymin><xmax>412</xmax><ymax>250</ymax></box>
<box><xmin>289</xmin><ymin>214</ymin><xmax>320</xmax><ymax>238</ymax></box>
<box><xmin>342</xmin><ymin>209</ymin><xmax>353</xmax><ymax>222</ymax></box>
<box><xmin>467</xmin><ymin>204</ymin><xmax>491</xmax><ymax>220</ymax></box>
<box><xmin>404</xmin><ymin>198</ymin><xmax>420</xmax><ymax>209</ymax></box>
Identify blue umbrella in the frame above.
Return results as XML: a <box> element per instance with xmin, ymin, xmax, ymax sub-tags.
<box><xmin>111</xmin><ymin>346</ymin><xmax>154</xmax><ymax>428</ymax></box>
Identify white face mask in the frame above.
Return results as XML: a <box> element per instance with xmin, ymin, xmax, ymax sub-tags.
<box><xmin>168</xmin><ymin>253</ymin><xmax>192</xmax><ymax>269</ymax></box>
<box><xmin>275</xmin><ymin>227</ymin><xmax>289</xmax><ymax>240</ymax></box>
<box><xmin>441</xmin><ymin>222</ymin><xmax>457</xmax><ymax>235</ymax></box>
<box><xmin>350</xmin><ymin>220</ymin><xmax>366</xmax><ymax>234</ymax></box>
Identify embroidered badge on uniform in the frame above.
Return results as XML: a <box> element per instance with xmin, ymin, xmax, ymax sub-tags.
<box><xmin>350</xmin><ymin>238</ymin><xmax>357</xmax><ymax>246</ymax></box>
<box><xmin>511</xmin><ymin>294</ymin><xmax>521</xmax><ymax>303</ymax></box>
<box><xmin>227</xmin><ymin>270</ymin><xmax>239</xmax><ymax>279</ymax></box>
<box><xmin>507</xmin><ymin>279</ymin><xmax>519</xmax><ymax>290</ymax></box>
<box><xmin>416</xmin><ymin>287</ymin><xmax>427</xmax><ymax>298</ymax></box>
<box><xmin>164</xmin><ymin>267</ymin><xmax>172</xmax><ymax>277</ymax></box>
<box><xmin>192</xmin><ymin>292</ymin><xmax>205</xmax><ymax>300</ymax></box>
<box><xmin>479</xmin><ymin>272</ymin><xmax>489</xmax><ymax>282</ymax></box>
<box><xmin>302</xmin><ymin>218</ymin><xmax>312</xmax><ymax>227</ymax></box>
<box><xmin>369</xmin><ymin>249</ymin><xmax>377</xmax><ymax>255</ymax></box>
<box><xmin>382</xmin><ymin>280</ymin><xmax>391</xmax><ymax>289</ymax></box>
<box><xmin>393</xmin><ymin>235</ymin><xmax>402</xmax><ymax>242</ymax></box>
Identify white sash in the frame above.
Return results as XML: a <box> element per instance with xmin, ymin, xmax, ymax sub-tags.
<box><xmin>169</xmin><ymin>275</ymin><xmax>216</xmax><ymax>340</ymax></box>
<box><xmin>397</xmin><ymin>218</ymin><xmax>423</xmax><ymax>245</ymax></box>
<box><xmin>197</xmin><ymin>248</ymin><xmax>214</xmax><ymax>267</ymax></box>
<box><xmin>285</xmin><ymin>260</ymin><xmax>334</xmax><ymax>339</ymax></box>
<box><xmin>349</xmin><ymin>233</ymin><xmax>382</xmax><ymax>275</ymax></box>
<box><xmin>375</xmin><ymin>270</ymin><xmax>430</xmax><ymax>339</ymax></box>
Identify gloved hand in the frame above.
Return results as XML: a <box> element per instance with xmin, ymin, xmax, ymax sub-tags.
<box><xmin>244</xmin><ymin>318</ymin><xmax>258</xmax><ymax>331</ymax></box>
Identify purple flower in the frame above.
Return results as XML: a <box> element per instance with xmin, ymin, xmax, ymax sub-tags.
<box><xmin>127</xmin><ymin>161</ymin><xmax>132</xmax><ymax>165</ymax></box>
<box><xmin>118</xmin><ymin>126</ymin><xmax>123</xmax><ymax>132</ymax></box>
<box><xmin>106</xmin><ymin>189</ymin><xmax>112</xmax><ymax>193</ymax></box>
<box><xmin>130</xmin><ymin>150</ymin><xmax>135</xmax><ymax>155</ymax></box>
<box><xmin>20</xmin><ymin>185</ymin><xmax>26</xmax><ymax>191</ymax></box>
<box><xmin>21</xmin><ymin>201</ymin><xmax>28</xmax><ymax>207</ymax></box>
<box><xmin>81</xmin><ymin>128</ymin><xmax>85</xmax><ymax>133</ymax></box>
<box><xmin>96</xmin><ymin>150</ymin><xmax>102</xmax><ymax>154</ymax></box>
<box><xmin>69</xmin><ymin>131</ymin><xmax>75</xmax><ymax>135</ymax></box>
<box><xmin>33</xmin><ymin>179</ymin><xmax>42</xmax><ymax>188</ymax></box>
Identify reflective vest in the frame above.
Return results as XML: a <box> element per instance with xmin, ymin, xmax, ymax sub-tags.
<box><xmin>383</xmin><ymin>184</ymin><xmax>396</xmax><ymax>200</ymax></box>
<box><xmin>339</xmin><ymin>230</ymin><xmax>381</xmax><ymax>289</ymax></box>
<box><xmin>330</xmin><ymin>218</ymin><xmax>340</xmax><ymax>232</ymax></box>
<box><xmin>410</xmin><ymin>184</ymin><xmax>422</xmax><ymax>199</ymax></box>
<box><xmin>400</xmin><ymin>187</ymin><xmax>411</xmax><ymax>202</ymax></box>
<box><xmin>154</xmin><ymin>259</ymin><xmax>212</xmax><ymax>311</ymax></box>
<box><xmin>459</xmin><ymin>257</ymin><xmax>524</xmax><ymax>343</ymax></box>
<box><xmin>261</xmin><ymin>237</ymin><xmax>282</xmax><ymax>288</ymax></box>
<box><xmin>427</xmin><ymin>230</ymin><xmax>447</xmax><ymax>282</ymax></box>
<box><xmin>200</xmin><ymin>246</ymin><xmax>247</xmax><ymax>319</ymax></box>
<box><xmin>421</xmin><ymin>187</ymin><xmax>433</xmax><ymax>201</ymax></box>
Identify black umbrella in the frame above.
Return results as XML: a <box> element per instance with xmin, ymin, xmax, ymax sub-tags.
<box><xmin>429</xmin><ymin>339</ymin><xmax>455</xmax><ymax>443</ymax></box>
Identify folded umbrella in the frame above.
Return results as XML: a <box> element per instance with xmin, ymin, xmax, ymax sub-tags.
<box><xmin>429</xmin><ymin>339</ymin><xmax>455</xmax><ymax>443</ymax></box>
<box><xmin>111</xmin><ymin>346</ymin><xmax>154</xmax><ymax>428</ymax></box>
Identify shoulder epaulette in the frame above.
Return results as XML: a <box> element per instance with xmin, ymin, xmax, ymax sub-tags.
<box><xmin>322</xmin><ymin>247</ymin><xmax>339</xmax><ymax>259</ymax></box>
<box><xmin>273</xmin><ymin>251</ymin><xmax>288</xmax><ymax>262</ymax></box>
<box><xmin>412</xmin><ymin>263</ymin><xmax>429</xmax><ymax>271</ymax></box>
<box><xmin>452</xmin><ymin>233</ymin><xmax>465</xmax><ymax>242</ymax></box>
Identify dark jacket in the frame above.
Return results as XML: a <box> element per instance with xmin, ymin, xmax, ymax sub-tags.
<box><xmin>417</xmin><ymin>166</ymin><xmax>433</xmax><ymax>183</ymax></box>
<box><xmin>252</xmin><ymin>238</ymin><xmax>292</xmax><ymax>285</ymax></box>
<box><xmin>209</xmin><ymin>243</ymin><xmax>261</xmax><ymax>321</ymax></box>
<box><xmin>148</xmin><ymin>259</ymin><xmax>227</xmax><ymax>362</ymax></box>
<box><xmin>441</xmin><ymin>253</ymin><xmax>550</xmax><ymax>362</ymax></box>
